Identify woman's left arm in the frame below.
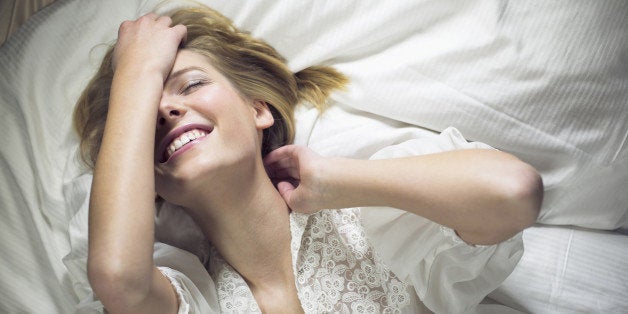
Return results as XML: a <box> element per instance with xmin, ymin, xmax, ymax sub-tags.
<box><xmin>264</xmin><ymin>145</ymin><xmax>543</xmax><ymax>245</ymax></box>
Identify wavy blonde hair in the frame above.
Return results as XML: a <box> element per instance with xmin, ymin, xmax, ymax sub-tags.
<box><xmin>73</xmin><ymin>4</ymin><xmax>348</xmax><ymax>168</ymax></box>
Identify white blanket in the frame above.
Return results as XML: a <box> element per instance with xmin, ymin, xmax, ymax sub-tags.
<box><xmin>0</xmin><ymin>0</ymin><xmax>626</xmax><ymax>312</ymax></box>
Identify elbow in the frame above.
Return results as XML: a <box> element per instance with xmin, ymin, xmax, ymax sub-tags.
<box><xmin>459</xmin><ymin>154</ymin><xmax>544</xmax><ymax>246</ymax></box>
<box><xmin>87</xmin><ymin>257</ymin><xmax>152</xmax><ymax>311</ymax></box>
<box><xmin>501</xmin><ymin>161</ymin><xmax>544</xmax><ymax>234</ymax></box>
<box><xmin>470</xmin><ymin>159</ymin><xmax>543</xmax><ymax>245</ymax></box>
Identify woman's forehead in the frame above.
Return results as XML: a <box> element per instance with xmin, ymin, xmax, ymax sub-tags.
<box><xmin>170</xmin><ymin>50</ymin><xmax>219</xmax><ymax>77</ymax></box>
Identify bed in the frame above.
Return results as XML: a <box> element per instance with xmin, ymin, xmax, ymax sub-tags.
<box><xmin>0</xmin><ymin>0</ymin><xmax>626</xmax><ymax>312</ymax></box>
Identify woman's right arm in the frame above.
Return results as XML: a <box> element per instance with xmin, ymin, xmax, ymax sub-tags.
<box><xmin>264</xmin><ymin>145</ymin><xmax>542</xmax><ymax>246</ymax></box>
<box><xmin>87</xmin><ymin>14</ymin><xmax>186</xmax><ymax>313</ymax></box>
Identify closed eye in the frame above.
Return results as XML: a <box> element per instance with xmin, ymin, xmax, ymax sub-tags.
<box><xmin>180</xmin><ymin>80</ymin><xmax>206</xmax><ymax>94</ymax></box>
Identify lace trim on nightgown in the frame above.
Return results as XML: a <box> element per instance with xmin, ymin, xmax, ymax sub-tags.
<box><xmin>207</xmin><ymin>208</ymin><xmax>413</xmax><ymax>313</ymax></box>
<box><xmin>291</xmin><ymin>209</ymin><xmax>412</xmax><ymax>313</ymax></box>
<box><xmin>208</xmin><ymin>251</ymin><xmax>261</xmax><ymax>312</ymax></box>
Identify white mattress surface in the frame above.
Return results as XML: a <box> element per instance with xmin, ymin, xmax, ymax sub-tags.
<box><xmin>0</xmin><ymin>0</ymin><xmax>626</xmax><ymax>312</ymax></box>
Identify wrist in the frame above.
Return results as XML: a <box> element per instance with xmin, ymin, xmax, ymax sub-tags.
<box><xmin>109</xmin><ymin>65</ymin><xmax>164</xmax><ymax>111</ymax></box>
<box><xmin>329</xmin><ymin>158</ymin><xmax>404</xmax><ymax>209</ymax></box>
<box><xmin>321</xmin><ymin>157</ymin><xmax>375</xmax><ymax>209</ymax></box>
<box><xmin>114</xmin><ymin>60</ymin><xmax>166</xmax><ymax>83</ymax></box>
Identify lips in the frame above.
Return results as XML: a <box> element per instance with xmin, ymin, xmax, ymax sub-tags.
<box><xmin>157</xmin><ymin>123</ymin><xmax>213</xmax><ymax>163</ymax></box>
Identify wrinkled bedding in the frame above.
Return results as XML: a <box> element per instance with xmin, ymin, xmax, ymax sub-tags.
<box><xmin>0</xmin><ymin>0</ymin><xmax>626</xmax><ymax>312</ymax></box>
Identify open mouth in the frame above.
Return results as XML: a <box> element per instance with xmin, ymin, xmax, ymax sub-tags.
<box><xmin>159</xmin><ymin>125</ymin><xmax>213</xmax><ymax>163</ymax></box>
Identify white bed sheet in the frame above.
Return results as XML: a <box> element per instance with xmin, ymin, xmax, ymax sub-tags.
<box><xmin>0</xmin><ymin>0</ymin><xmax>626</xmax><ymax>313</ymax></box>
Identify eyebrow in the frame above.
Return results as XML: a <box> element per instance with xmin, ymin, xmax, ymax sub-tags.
<box><xmin>165</xmin><ymin>66</ymin><xmax>207</xmax><ymax>83</ymax></box>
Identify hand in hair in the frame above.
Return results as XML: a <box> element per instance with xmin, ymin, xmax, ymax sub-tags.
<box><xmin>113</xmin><ymin>13</ymin><xmax>186</xmax><ymax>81</ymax></box>
<box><xmin>264</xmin><ymin>145</ymin><xmax>340</xmax><ymax>214</ymax></box>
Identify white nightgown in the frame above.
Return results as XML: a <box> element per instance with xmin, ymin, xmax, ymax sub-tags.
<box><xmin>64</xmin><ymin>127</ymin><xmax>524</xmax><ymax>313</ymax></box>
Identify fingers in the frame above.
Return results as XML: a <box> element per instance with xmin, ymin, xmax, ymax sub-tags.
<box><xmin>264</xmin><ymin>145</ymin><xmax>299</xmax><ymax>178</ymax></box>
<box><xmin>265</xmin><ymin>145</ymin><xmax>327</xmax><ymax>213</ymax></box>
<box><xmin>172</xmin><ymin>24</ymin><xmax>188</xmax><ymax>46</ymax></box>
<box><xmin>119</xmin><ymin>13</ymin><xmax>186</xmax><ymax>34</ymax></box>
<box><xmin>265</xmin><ymin>163</ymin><xmax>298</xmax><ymax>182</ymax></box>
<box><xmin>148</xmin><ymin>14</ymin><xmax>187</xmax><ymax>46</ymax></box>
<box><xmin>119</xmin><ymin>13</ymin><xmax>160</xmax><ymax>32</ymax></box>
<box><xmin>137</xmin><ymin>13</ymin><xmax>168</xmax><ymax>24</ymax></box>
<box><xmin>265</xmin><ymin>159</ymin><xmax>299</xmax><ymax>182</ymax></box>
<box><xmin>155</xmin><ymin>14</ymin><xmax>172</xmax><ymax>25</ymax></box>
<box><xmin>277</xmin><ymin>181</ymin><xmax>310</xmax><ymax>214</ymax></box>
<box><xmin>113</xmin><ymin>12</ymin><xmax>187</xmax><ymax>75</ymax></box>
<box><xmin>263</xmin><ymin>145</ymin><xmax>299</xmax><ymax>165</ymax></box>
<box><xmin>277</xmin><ymin>181</ymin><xmax>296</xmax><ymax>200</ymax></box>
<box><xmin>266</xmin><ymin>166</ymin><xmax>298</xmax><ymax>181</ymax></box>
<box><xmin>144</xmin><ymin>12</ymin><xmax>159</xmax><ymax>20</ymax></box>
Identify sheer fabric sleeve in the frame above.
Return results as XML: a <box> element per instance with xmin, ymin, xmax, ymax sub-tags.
<box><xmin>360</xmin><ymin>127</ymin><xmax>524</xmax><ymax>313</ymax></box>
<box><xmin>154</xmin><ymin>243</ymin><xmax>220</xmax><ymax>314</ymax></box>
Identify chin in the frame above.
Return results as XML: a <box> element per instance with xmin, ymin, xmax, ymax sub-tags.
<box><xmin>156</xmin><ymin>158</ymin><xmax>234</xmax><ymax>199</ymax></box>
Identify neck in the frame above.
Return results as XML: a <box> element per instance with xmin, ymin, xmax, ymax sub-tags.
<box><xmin>186</xmin><ymin>159</ymin><xmax>295</xmax><ymax>290</ymax></box>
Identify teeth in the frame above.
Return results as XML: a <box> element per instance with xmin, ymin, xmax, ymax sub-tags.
<box><xmin>165</xmin><ymin>129</ymin><xmax>208</xmax><ymax>159</ymax></box>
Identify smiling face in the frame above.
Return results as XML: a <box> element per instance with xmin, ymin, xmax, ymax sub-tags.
<box><xmin>154</xmin><ymin>50</ymin><xmax>274</xmax><ymax>206</ymax></box>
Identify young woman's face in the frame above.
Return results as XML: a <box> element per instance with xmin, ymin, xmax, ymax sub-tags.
<box><xmin>154</xmin><ymin>50</ymin><xmax>273</xmax><ymax>204</ymax></box>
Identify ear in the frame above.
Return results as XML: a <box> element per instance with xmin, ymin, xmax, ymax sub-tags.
<box><xmin>252</xmin><ymin>100</ymin><xmax>274</xmax><ymax>130</ymax></box>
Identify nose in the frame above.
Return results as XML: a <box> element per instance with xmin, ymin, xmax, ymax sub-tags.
<box><xmin>157</xmin><ymin>100</ymin><xmax>187</xmax><ymax>127</ymax></box>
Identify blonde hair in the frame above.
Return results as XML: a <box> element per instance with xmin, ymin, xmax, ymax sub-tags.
<box><xmin>73</xmin><ymin>5</ymin><xmax>348</xmax><ymax>168</ymax></box>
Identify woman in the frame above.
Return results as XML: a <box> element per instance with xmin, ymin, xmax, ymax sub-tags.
<box><xmin>73</xmin><ymin>4</ymin><xmax>542</xmax><ymax>313</ymax></box>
